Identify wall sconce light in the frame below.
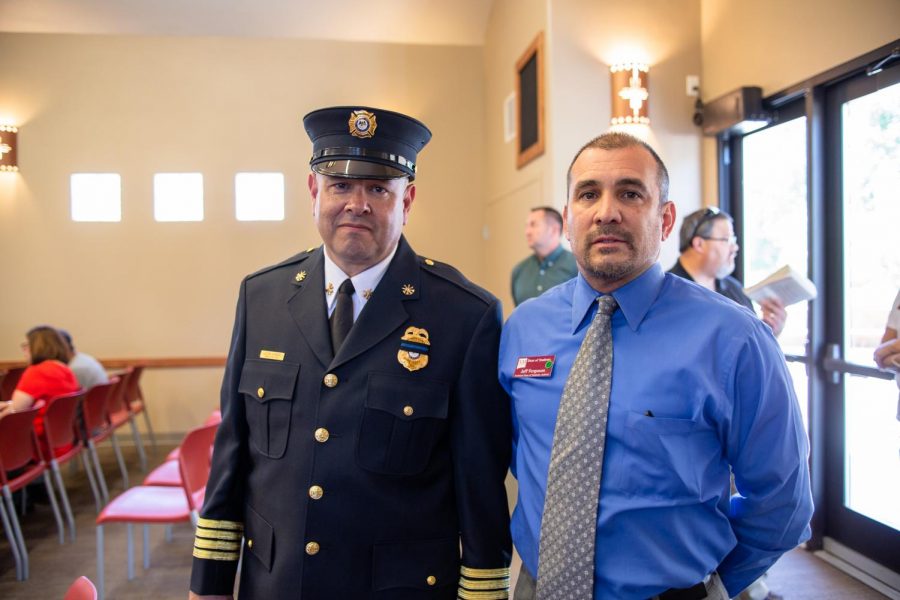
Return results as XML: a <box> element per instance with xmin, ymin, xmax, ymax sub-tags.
<box><xmin>0</xmin><ymin>125</ymin><xmax>18</xmax><ymax>172</ymax></box>
<box><xmin>610</xmin><ymin>63</ymin><xmax>649</xmax><ymax>126</ymax></box>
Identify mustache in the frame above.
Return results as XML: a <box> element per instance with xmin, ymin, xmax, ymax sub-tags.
<box><xmin>587</xmin><ymin>226</ymin><xmax>634</xmax><ymax>246</ymax></box>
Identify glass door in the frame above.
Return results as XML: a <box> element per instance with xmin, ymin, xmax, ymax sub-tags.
<box><xmin>822</xmin><ymin>65</ymin><xmax>900</xmax><ymax>571</ymax></box>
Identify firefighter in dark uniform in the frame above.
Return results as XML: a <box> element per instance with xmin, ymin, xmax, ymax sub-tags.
<box><xmin>189</xmin><ymin>106</ymin><xmax>512</xmax><ymax>599</ymax></box>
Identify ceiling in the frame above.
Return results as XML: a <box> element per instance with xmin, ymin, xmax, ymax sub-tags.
<box><xmin>0</xmin><ymin>0</ymin><xmax>494</xmax><ymax>46</ymax></box>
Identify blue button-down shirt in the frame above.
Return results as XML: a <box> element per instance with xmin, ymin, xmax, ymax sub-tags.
<box><xmin>499</xmin><ymin>263</ymin><xmax>813</xmax><ymax>599</ymax></box>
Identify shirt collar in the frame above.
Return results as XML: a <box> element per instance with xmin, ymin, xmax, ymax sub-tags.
<box><xmin>570</xmin><ymin>262</ymin><xmax>665</xmax><ymax>334</ymax></box>
<box><xmin>322</xmin><ymin>244</ymin><xmax>398</xmax><ymax>311</ymax></box>
<box><xmin>539</xmin><ymin>244</ymin><xmax>566</xmax><ymax>266</ymax></box>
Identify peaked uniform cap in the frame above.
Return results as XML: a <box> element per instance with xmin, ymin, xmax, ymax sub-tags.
<box><xmin>303</xmin><ymin>106</ymin><xmax>432</xmax><ymax>180</ymax></box>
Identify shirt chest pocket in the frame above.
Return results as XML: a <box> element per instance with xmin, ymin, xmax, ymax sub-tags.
<box><xmin>238</xmin><ymin>359</ymin><xmax>300</xmax><ymax>459</ymax></box>
<box><xmin>357</xmin><ymin>372</ymin><xmax>450</xmax><ymax>476</ymax></box>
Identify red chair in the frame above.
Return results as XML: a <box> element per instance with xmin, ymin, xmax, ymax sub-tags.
<box><xmin>123</xmin><ymin>365</ymin><xmax>157</xmax><ymax>450</ymax></box>
<box><xmin>107</xmin><ymin>368</ymin><xmax>148</xmax><ymax>473</ymax></box>
<box><xmin>0</xmin><ymin>404</ymin><xmax>65</xmax><ymax>580</ymax></box>
<box><xmin>64</xmin><ymin>575</ymin><xmax>98</xmax><ymax>600</ymax></box>
<box><xmin>0</xmin><ymin>365</ymin><xmax>26</xmax><ymax>401</ymax></box>
<box><xmin>96</xmin><ymin>422</ymin><xmax>219</xmax><ymax>599</ymax></box>
<box><xmin>165</xmin><ymin>409</ymin><xmax>221</xmax><ymax>463</ymax></box>
<box><xmin>82</xmin><ymin>378</ymin><xmax>128</xmax><ymax>501</ymax></box>
<box><xmin>41</xmin><ymin>390</ymin><xmax>103</xmax><ymax>539</ymax></box>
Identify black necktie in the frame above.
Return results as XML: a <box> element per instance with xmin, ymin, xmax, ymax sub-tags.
<box><xmin>330</xmin><ymin>279</ymin><xmax>355</xmax><ymax>353</ymax></box>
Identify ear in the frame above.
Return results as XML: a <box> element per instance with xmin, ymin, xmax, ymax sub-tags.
<box><xmin>562</xmin><ymin>204</ymin><xmax>571</xmax><ymax>242</ymax></box>
<box><xmin>660</xmin><ymin>200</ymin><xmax>676</xmax><ymax>241</ymax></box>
<box><xmin>308</xmin><ymin>173</ymin><xmax>319</xmax><ymax>217</ymax></box>
<box><xmin>402</xmin><ymin>183</ymin><xmax>416</xmax><ymax>226</ymax></box>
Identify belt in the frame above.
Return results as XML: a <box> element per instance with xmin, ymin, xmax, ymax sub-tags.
<box><xmin>656</xmin><ymin>580</ymin><xmax>708</xmax><ymax>600</ymax></box>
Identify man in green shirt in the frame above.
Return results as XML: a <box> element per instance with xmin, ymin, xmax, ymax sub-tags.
<box><xmin>510</xmin><ymin>206</ymin><xmax>578</xmax><ymax>306</ymax></box>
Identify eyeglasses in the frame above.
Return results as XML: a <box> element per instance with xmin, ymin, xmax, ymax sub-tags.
<box><xmin>687</xmin><ymin>206</ymin><xmax>721</xmax><ymax>243</ymax></box>
<box><xmin>700</xmin><ymin>235</ymin><xmax>738</xmax><ymax>246</ymax></box>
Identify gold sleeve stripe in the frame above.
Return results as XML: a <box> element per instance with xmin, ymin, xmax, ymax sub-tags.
<box><xmin>192</xmin><ymin>548</ymin><xmax>240</xmax><ymax>561</ymax></box>
<box><xmin>457</xmin><ymin>590</ymin><xmax>509</xmax><ymax>600</ymax></box>
<box><xmin>459</xmin><ymin>576</ymin><xmax>510</xmax><ymax>590</ymax></box>
<box><xmin>195</xmin><ymin>527</ymin><xmax>244</xmax><ymax>541</ymax></box>
<box><xmin>194</xmin><ymin>538</ymin><xmax>242</xmax><ymax>551</ymax></box>
<box><xmin>459</xmin><ymin>566</ymin><xmax>510</xmax><ymax>579</ymax></box>
<box><xmin>196</xmin><ymin>517</ymin><xmax>244</xmax><ymax>531</ymax></box>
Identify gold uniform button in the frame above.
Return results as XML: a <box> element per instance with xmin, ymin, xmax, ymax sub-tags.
<box><xmin>403</xmin><ymin>405</ymin><xmax>414</xmax><ymax>416</ymax></box>
<box><xmin>257</xmin><ymin>387</ymin><xmax>265</xmax><ymax>398</ymax></box>
<box><xmin>426</xmin><ymin>575</ymin><xmax>437</xmax><ymax>586</ymax></box>
<box><xmin>247</xmin><ymin>539</ymin><xmax>253</xmax><ymax>549</ymax></box>
<box><xmin>309</xmin><ymin>485</ymin><xmax>324</xmax><ymax>500</ymax></box>
<box><xmin>323</xmin><ymin>374</ymin><xmax>338</xmax><ymax>388</ymax></box>
<box><xmin>424</xmin><ymin>258</ymin><xmax>435</xmax><ymax>266</ymax></box>
<box><xmin>305</xmin><ymin>541</ymin><xmax>320</xmax><ymax>555</ymax></box>
<box><xmin>314</xmin><ymin>428</ymin><xmax>330</xmax><ymax>443</ymax></box>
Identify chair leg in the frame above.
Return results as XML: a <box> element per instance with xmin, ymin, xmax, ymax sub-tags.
<box><xmin>40</xmin><ymin>471</ymin><xmax>65</xmax><ymax>547</ymax></box>
<box><xmin>51</xmin><ymin>460</ymin><xmax>77</xmax><ymax>541</ymax></box>
<box><xmin>2</xmin><ymin>487</ymin><xmax>28</xmax><ymax>580</ymax></box>
<box><xmin>81</xmin><ymin>451</ymin><xmax>103</xmax><ymax>513</ymax></box>
<box><xmin>88</xmin><ymin>440</ymin><xmax>110</xmax><ymax>504</ymax></box>
<box><xmin>127</xmin><ymin>523</ymin><xmax>134</xmax><ymax>580</ymax></box>
<box><xmin>19</xmin><ymin>487</ymin><xmax>27</xmax><ymax>516</ymax></box>
<box><xmin>110</xmin><ymin>435</ymin><xmax>129</xmax><ymax>488</ymax></box>
<box><xmin>128</xmin><ymin>417</ymin><xmax>148</xmax><ymax>472</ymax></box>
<box><xmin>143</xmin><ymin>524</ymin><xmax>150</xmax><ymax>569</ymax></box>
<box><xmin>165</xmin><ymin>524</ymin><xmax>174</xmax><ymax>542</ymax></box>
<box><xmin>96</xmin><ymin>525</ymin><xmax>105</xmax><ymax>600</ymax></box>
<box><xmin>0</xmin><ymin>490</ymin><xmax>24</xmax><ymax>581</ymax></box>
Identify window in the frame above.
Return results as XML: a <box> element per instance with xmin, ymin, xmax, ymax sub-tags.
<box><xmin>235</xmin><ymin>172</ymin><xmax>285</xmax><ymax>221</ymax></box>
<box><xmin>154</xmin><ymin>173</ymin><xmax>203</xmax><ymax>222</ymax></box>
<box><xmin>70</xmin><ymin>173</ymin><xmax>121</xmax><ymax>222</ymax></box>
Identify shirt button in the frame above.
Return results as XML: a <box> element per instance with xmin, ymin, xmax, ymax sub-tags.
<box><xmin>323</xmin><ymin>373</ymin><xmax>338</xmax><ymax>387</ymax></box>
<box><xmin>539</xmin><ymin>270</ymin><xmax>545</xmax><ymax>275</ymax></box>
<box><xmin>403</xmin><ymin>405</ymin><xmax>414</xmax><ymax>416</ymax></box>
<box><xmin>314</xmin><ymin>428</ymin><xmax>330</xmax><ymax>443</ymax></box>
<box><xmin>256</xmin><ymin>387</ymin><xmax>265</xmax><ymax>398</ymax></box>
<box><xmin>426</xmin><ymin>575</ymin><xmax>437</xmax><ymax>586</ymax></box>
<box><xmin>305</xmin><ymin>541</ymin><xmax>320</xmax><ymax>555</ymax></box>
<box><xmin>548</xmin><ymin>261</ymin><xmax>554</xmax><ymax>266</ymax></box>
<box><xmin>537</xmin><ymin>285</ymin><xmax>543</xmax><ymax>291</ymax></box>
<box><xmin>309</xmin><ymin>485</ymin><xmax>324</xmax><ymax>500</ymax></box>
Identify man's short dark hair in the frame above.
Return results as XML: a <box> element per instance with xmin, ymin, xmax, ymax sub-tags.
<box><xmin>678</xmin><ymin>207</ymin><xmax>733</xmax><ymax>252</ymax></box>
<box><xmin>531</xmin><ymin>206</ymin><xmax>563</xmax><ymax>231</ymax></box>
<box><xmin>566</xmin><ymin>132</ymin><xmax>669</xmax><ymax>203</ymax></box>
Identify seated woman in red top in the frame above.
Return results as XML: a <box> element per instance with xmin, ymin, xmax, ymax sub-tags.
<box><xmin>0</xmin><ymin>326</ymin><xmax>81</xmax><ymax>456</ymax></box>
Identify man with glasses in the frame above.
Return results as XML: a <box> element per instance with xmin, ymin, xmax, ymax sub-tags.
<box><xmin>669</xmin><ymin>207</ymin><xmax>787</xmax><ymax>337</ymax></box>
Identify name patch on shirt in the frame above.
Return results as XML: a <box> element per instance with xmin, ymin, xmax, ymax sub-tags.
<box><xmin>514</xmin><ymin>355</ymin><xmax>556</xmax><ymax>378</ymax></box>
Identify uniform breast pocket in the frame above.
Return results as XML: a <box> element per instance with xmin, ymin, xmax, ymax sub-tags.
<box><xmin>238</xmin><ymin>359</ymin><xmax>300</xmax><ymax>459</ymax></box>
<box><xmin>357</xmin><ymin>373</ymin><xmax>449</xmax><ymax>476</ymax></box>
<box><xmin>614</xmin><ymin>410</ymin><xmax>721</xmax><ymax>500</ymax></box>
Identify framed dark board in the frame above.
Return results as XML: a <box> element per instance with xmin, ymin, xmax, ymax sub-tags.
<box><xmin>516</xmin><ymin>33</ymin><xmax>545</xmax><ymax>168</ymax></box>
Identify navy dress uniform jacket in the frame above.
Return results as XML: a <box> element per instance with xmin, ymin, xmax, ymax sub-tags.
<box><xmin>190</xmin><ymin>236</ymin><xmax>513</xmax><ymax>599</ymax></box>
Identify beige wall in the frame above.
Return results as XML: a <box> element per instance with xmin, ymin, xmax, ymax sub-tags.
<box><xmin>699</xmin><ymin>0</ymin><xmax>900</xmax><ymax>203</ymax></box>
<box><xmin>0</xmin><ymin>33</ymin><xmax>485</xmax><ymax>433</ymax></box>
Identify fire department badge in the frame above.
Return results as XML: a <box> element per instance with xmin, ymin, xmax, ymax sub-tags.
<box><xmin>397</xmin><ymin>326</ymin><xmax>430</xmax><ymax>372</ymax></box>
<box><xmin>348</xmin><ymin>110</ymin><xmax>377</xmax><ymax>139</ymax></box>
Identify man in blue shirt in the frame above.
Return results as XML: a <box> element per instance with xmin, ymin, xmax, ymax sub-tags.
<box><xmin>499</xmin><ymin>132</ymin><xmax>813</xmax><ymax>599</ymax></box>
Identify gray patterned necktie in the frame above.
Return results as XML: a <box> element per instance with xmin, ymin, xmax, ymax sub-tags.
<box><xmin>536</xmin><ymin>295</ymin><xmax>618</xmax><ymax>600</ymax></box>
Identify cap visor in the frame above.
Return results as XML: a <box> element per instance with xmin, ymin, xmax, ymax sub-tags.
<box><xmin>312</xmin><ymin>159</ymin><xmax>409</xmax><ymax>180</ymax></box>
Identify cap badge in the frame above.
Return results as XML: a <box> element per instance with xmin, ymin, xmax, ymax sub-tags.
<box><xmin>349</xmin><ymin>109</ymin><xmax>377</xmax><ymax>139</ymax></box>
<box><xmin>398</xmin><ymin>326</ymin><xmax>430</xmax><ymax>372</ymax></box>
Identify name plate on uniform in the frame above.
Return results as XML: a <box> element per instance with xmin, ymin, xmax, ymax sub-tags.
<box><xmin>514</xmin><ymin>355</ymin><xmax>555</xmax><ymax>378</ymax></box>
<box><xmin>259</xmin><ymin>350</ymin><xmax>285</xmax><ymax>361</ymax></box>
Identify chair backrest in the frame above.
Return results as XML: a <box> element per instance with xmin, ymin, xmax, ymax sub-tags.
<box><xmin>82</xmin><ymin>378</ymin><xmax>118</xmax><ymax>433</ymax></box>
<box><xmin>0</xmin><ymin>405</ymin><xmax>44</xmax><ymax>482</ymax></box>
<box><xmin>0</xmin><ymin>365</ymin><xmax>26</xmax><ymax>401</ymax></box>
<box><xmin>202</xmin><ymin>409</ymin><xmax>222</xmax><ymax>426</ymax></box>
<box><xmin>123</xmin><ymin>365</ymin><xmax>144</xmax><ymax>406</ymax></box>
<box><xmin>64</xmin><ymin>575</ymin><xmax>98</xmax><ymax>600</ymax></box>
<box><xmin>178</xmin><ymin>422</ymin><xmax>219</xmax><ymax>510</ymax></box>
<box><xmin>105</xmin><ymin>368</ymin><xmax>132</xmax><ymax>416</ymax></box>
<box><xmin>43</xmin><ymin>390</ymin><xmax>86</xmax><ymax>452</ymax></box>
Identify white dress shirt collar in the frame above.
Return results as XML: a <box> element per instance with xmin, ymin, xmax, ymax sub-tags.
<box><xmin>323</xmin><ymin>244</ymin><xmax>398</xmax><ymax>320</ymax></box>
